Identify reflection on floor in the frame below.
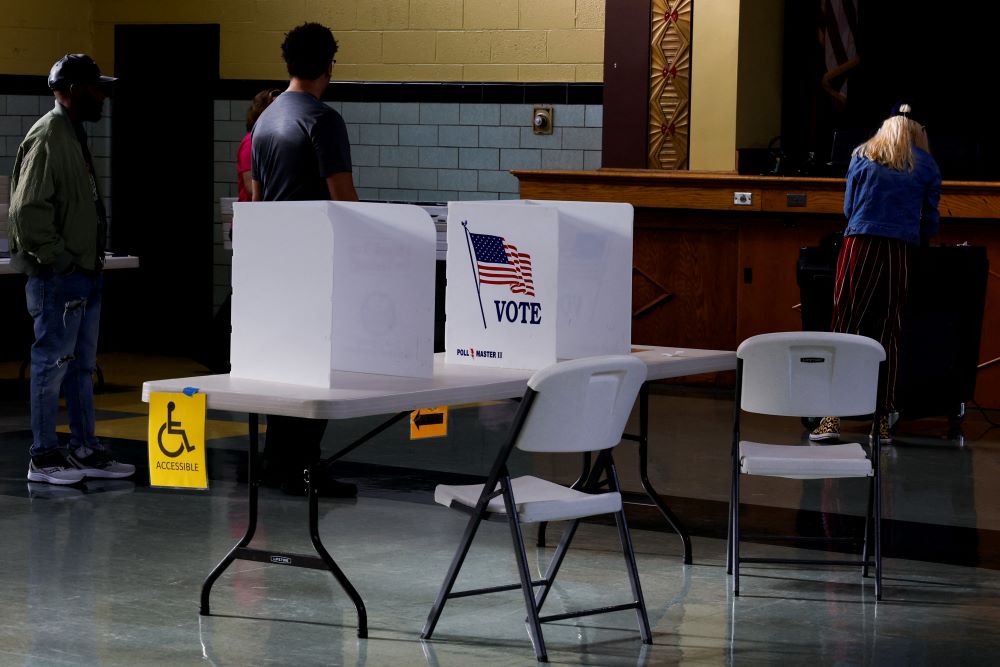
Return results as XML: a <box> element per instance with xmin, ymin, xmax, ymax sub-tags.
<box><xmin>1</xmin><ymin>353</ymin><xmax>999</xmax><ymax>665</ymax></box>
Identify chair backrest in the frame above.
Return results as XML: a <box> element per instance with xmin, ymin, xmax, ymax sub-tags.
<box><xmin>516</xmin><ymin>355</ymin><xmax>647</xmax><ymax>453</ymax></box>
<box><xmin>736</xmin><ymin>332</ymin><xmax>885</xmax><ymax>417</ymax></box>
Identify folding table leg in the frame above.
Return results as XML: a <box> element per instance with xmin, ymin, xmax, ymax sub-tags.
<box><xmin>635</xmin><ymin>382</ymin><xmax>693</xmax><ymax>564</ymax></box>
<box><xmin>548</xmin><ymin>382</ymin><xmax>694</xmax><ymax>563</ymax></box>
<box><xmin>307</xmin><ymin>464</ymin><xmax>368</xmax><ymax>638</ymax></box>
<box><xmin>201</xmin><ymin>413</ymin><xmax>261</xmax><ymax>615</ymax></box>
<box><xmin>201</xmin><ymin>413</ymin><xmax>374</xmax><ymax>636</ymax></box>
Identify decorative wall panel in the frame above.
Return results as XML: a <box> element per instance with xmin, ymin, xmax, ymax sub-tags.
<box><xmin>648</xmin><ymin>0</ymin><xmax>692</xmax><ymax>169</ymax></box>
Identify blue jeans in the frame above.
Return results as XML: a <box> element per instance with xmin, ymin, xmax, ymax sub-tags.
<box><xmin>26</xmin><ymin>271</ymin><xmax>103</xmax><ymax>456</ymax></box>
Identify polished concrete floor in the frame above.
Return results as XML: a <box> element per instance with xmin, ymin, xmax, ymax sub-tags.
<box><xmin>1</xmin><ymin>354</ymin><xmax>999</xmax><ymax>665</ymax></box>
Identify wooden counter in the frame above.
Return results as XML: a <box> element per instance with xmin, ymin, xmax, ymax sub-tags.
<box><xmin>514</xmin><ymin>169</ymin><xmax>1000</xmax><ymax>218</ymax></box>
<box><xmin>514</xmin><ymin>169</ymin><xmax>1000</xmax><ymax>409</ymax></box>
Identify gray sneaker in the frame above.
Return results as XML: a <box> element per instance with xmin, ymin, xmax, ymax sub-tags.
<box><xmin>27</xmin><ymin>450</ymin><xmax>86</xmax><ymax>485</ymax></box>
<box><xmin>68</xmin><ymin>447</ymin><xmax>136</xmax><ymax>479</ymax></box>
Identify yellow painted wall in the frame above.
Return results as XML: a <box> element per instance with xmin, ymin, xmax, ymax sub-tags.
<box><xmin>2</xmin><ymin>0</ymin><xmax>771</xmax><ymax>176</ymax></box>
<box><xmin>0</xmin><ymin>1</ymin><xmax>96</xmax><ymax>76</ymax></box>
<box><xmin>689</xmin><ymin>0</ymin><xmax>740</xmax><ymax>171</ymax></box>
<box><xmin>1</xmin><ymin>0</ymin><xmax>606</xmax><ymax>83</ymax></box>
<box><xmin>736</xmin><ymin>0</ymin><xmax>783</xmax><ymax>150</ymax></box>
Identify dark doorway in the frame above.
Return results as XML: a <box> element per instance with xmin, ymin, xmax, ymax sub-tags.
<box><xmin>112</xmin><ymin>24</ymin><xmax>219</xmax><ymax>358</ymax></box>
<box><xmin>601</xmin><ymin>0</ymin><xmax>652</xmax><ymax>169</ymax></box>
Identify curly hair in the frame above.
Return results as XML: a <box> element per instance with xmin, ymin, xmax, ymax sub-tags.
<box><xmin>281</xmin><ymin>22</ymin><xmax>338</xmax><ymax>80</ymax></box>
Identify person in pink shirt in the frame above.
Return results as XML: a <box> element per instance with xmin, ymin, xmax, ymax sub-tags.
<box><xmin>236</xmin><ymin>88</ymin><xmax>281</xmax><ymax>202</ymax></box>
<box><xmin>210</xmin><ymin>88</ymin><xmax>282</xmax><ymax>373</ymax></box>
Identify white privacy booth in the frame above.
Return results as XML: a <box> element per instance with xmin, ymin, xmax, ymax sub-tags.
<box><xmin>444</xmin><ymin>200</ymin><xmax>633</xmax><ymax>370</ymax></box>
<box><xmin>229</xmin><ymin>201</ymin><xmax>436</xmax><ymax>386</ymax></box>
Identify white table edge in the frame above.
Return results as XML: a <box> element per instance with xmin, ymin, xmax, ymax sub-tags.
<box><xmin>141</xmin><ymin>347</ymin><xmax>736</xmax><ymax>420</ymax></box>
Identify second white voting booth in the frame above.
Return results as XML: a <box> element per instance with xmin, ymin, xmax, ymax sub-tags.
<box><xmin>230</xmin><ymin>201</ymin><xmax>436</xmax><ymax>387</ymax></box>
<box><xmin>444</xmin><ymin>200</ymin><xmax>633</xmax><ymax>370</ymax></box>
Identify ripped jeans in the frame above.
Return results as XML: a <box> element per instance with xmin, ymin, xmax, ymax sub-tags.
<box><xmin>26</xmin><ymin>271</ymin><xmax>103</xmax><ymax>456</ymax></box>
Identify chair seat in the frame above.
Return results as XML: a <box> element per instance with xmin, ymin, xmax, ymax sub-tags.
<box><xmin>435</xmin><ymin>475</ymin><xmax>622</xmax><ymax>524</ymax></box>
<box><xmin>739</xmin><ymin>440</ymin><xmax>873</xmax><ymax>479</ymax></box>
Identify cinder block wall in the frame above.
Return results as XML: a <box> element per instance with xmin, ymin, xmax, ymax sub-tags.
<box><xmin>2</xmin><ymin>93</ymin><xmax>604</xmax><ymax>313</ymax></box>
<box><xmin>213</xmin><ymin>100</ymin><xmax>602</xmax><ymax>201</ymax></box>
<box><xmin>211</xmin><ymin>97</ymin><xmax>603</xmax><ymax>310</ymax></box>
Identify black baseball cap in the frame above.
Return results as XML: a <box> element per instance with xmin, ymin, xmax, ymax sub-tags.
<box><xmin>47</xmin><ymin>54</ymin><xmax>117</xmax><ymax>90</ymax></box>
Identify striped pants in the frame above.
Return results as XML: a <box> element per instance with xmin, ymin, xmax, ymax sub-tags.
<box><xmin>831</xmin><ymin>234</ymin><xmax>913</xmax><ymax>412</ymax></box>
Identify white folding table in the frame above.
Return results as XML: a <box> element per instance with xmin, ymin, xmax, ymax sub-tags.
<box><xmin>0</xmin><ymin>253</ymin><xmax>139</xmax><ymax>275</ymax></box>
<box><xmin>142</xmin><ymin>345</ymin><xmax>736</xmax><ymax>637</ymax></box>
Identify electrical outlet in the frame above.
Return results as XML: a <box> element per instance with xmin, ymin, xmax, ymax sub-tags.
<box><xmin>733</xmin><ymin>192</ymin><xmax>753</xmax><ymax>206</ymax></box>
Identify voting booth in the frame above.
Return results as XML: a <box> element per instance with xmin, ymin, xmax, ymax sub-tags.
<box><xmin>445</xmin><ymin>200</ymin><xmax>633</xmax><ymax>370</ymax></box>
<box><xmin>230</xmin><ymin>201</ymin><xmax>436</xmax><ymax>386</ymax></box>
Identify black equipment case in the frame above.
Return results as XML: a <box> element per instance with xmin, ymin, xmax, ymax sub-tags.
<box><xmin>797</xmin><ymin>235</ymin><xmax>989</xmax><ymax>435</ymax></box>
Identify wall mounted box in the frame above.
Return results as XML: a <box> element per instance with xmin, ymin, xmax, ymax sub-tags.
<box><xmin>230</xmin><ymin>201</ymin><xmax>436</xmax><ymax>386</ymax></box>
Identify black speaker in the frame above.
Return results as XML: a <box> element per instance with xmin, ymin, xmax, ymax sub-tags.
<box><xmin>797</xmin><ymin>240</ymin><xmax>989</xmax><ymax>428</ymax></box>
<box><xmin>897</xmin><ymin>246</ymin><xmax>989</xmax><ymax>421</ymax></box>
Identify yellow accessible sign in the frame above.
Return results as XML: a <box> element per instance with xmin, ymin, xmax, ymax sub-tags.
<box><xmin>410</xmin><ymin>406</ymin><xmax>448</xmax><ymax>439</ymax></box>
<box><xmin>148</xmin><ymin>391</ymin><xmax>208</xmax><ymax>489</ymax></box>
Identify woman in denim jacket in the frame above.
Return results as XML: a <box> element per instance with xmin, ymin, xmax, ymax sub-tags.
<box><xmin>810</xmin><ymin>102</ymin><xmax>942</xmax><ymax>444</ymax></box>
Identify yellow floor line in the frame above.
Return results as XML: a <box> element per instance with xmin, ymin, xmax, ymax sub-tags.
<box><xmin>58</xmin><ymin>417</ymin><xmax>261</xmax><ymax>442</ymax></box>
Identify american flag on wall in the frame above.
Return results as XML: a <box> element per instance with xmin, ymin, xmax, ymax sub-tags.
<box><xmin>469</xmin><ymin>232</ymin><xmax>535</xmax><ymax>297</ymax></box>
<box><xmin>820</xmin><ymin>0</ymin><xmax>859</xmax><ymax>109</ymax></box>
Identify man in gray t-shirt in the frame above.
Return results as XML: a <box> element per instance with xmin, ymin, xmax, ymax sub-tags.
<box><xmin>251</xmin><ymin>22</ymin><xmax>357</xmax><ymax>205</ymax></box>
<box><xmin>249</xmin><ymin>22</ymin><xmax>358</xmax><ymax>497</ymax></box>
<box><xmin>251</xmin><ymin>89</ymin><xmax>353</xmax><ymax>201</ymax></box>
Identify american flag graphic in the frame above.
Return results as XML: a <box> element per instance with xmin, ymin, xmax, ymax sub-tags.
<box><xmin>469</xmin><ymin>232</ymin><xmax>535</xmax><ymax>297</ymax></box>
<box><xmin>820</xmin><ymin>0</ymin><xmax>859</xmax><ymax>107</ymax></box>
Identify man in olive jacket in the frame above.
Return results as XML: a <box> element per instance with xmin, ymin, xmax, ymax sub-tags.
<box><xmin>8</xmin><ymin>54</ymin><xmax>134</xmax><ymax>485</ymax></box>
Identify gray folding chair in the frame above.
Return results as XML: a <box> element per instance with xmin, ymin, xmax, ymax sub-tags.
<box><xmin>728</xmin><ymin>331</ymin><xmax>886</xmax><ymax>599</ymax></box>
<box><xmin>421</xmin><ymin>355</ymin><xmax>652</xmax><ymax>662</ymax></box>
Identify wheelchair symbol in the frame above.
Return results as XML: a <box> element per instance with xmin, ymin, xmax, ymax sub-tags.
<box><xmin>157</xmin><ymin>401</ymin><xmax>195</xmax><ymax>458</ymax></box>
